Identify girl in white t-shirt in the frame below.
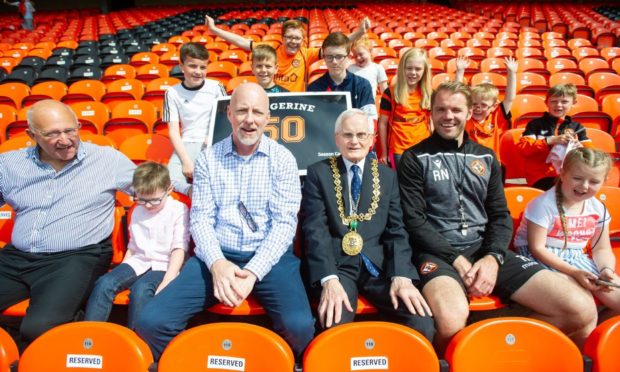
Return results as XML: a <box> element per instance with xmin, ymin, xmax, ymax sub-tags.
<box><xmin>514</xmin><ymin>147</ymin><xmax>620</xmax><ymax>318</ymax></box>
<box><xmin>348</xmin><ymin>36</ymin><xmax>388</xmax><ymax>100</ymax></box>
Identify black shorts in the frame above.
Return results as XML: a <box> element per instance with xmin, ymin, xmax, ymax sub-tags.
<box><xmin>414</xmin><ymin>246</ymin><xmax>544</xmax><ymax>302</ymax></box>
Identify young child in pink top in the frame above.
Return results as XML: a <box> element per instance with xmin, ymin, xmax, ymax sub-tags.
<box><xmin>85</xmin><ymin>162</ymin><xmax>189</xmax><ymax>329</ymax></box>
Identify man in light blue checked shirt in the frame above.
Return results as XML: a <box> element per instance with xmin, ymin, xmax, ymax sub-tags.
<box><xmin>0</xmin><ymin>100</ymin><xmax>136</xmax><ymax>348</ymax></box>
<box><xmin>136</xmin><ymin>83</ymin><xmax>315</xmax><ymax>362</ymax></box>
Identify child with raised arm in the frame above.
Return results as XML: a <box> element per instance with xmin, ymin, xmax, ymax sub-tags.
<box><xmin>514</xmin><ymin>148</ymin><xmax>620</xmax><ymax>319</ymax></box>
<box><xmin>85</xmin><ymin>162</ymin><xmax>189</xmax><ymax>329</ymax></box>
<box><xmin>251</xmin><ymin>44</ymin><xmax>289</xmax><ymax>93</ymax></box>
<box><xmin>377</xmin><ymin>47</ymin><xmax>432</xmax><ymax>168</ymax></box>
<box><xmin>518</xmin><ymin>83</ymin><xmax>592</xmax><ymax>190</ymax></box>
<box><xmin>164</xmin><ymin>42</ymin><xmax>226</xmax><ymax>194</ymax></box>
<box><xmin>454</xmin><ymin>56</ymin><xmax>517</xmax><ymax>160</ymax></box>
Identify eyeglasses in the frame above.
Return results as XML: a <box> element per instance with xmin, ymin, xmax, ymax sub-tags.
<box><xmin>283</xmin><ymin>35</ymin><xmax>303</xmax><ymax>41</ymax></box>
<box><xmin>339</xmin><ymin>132</ymin><xmax>373</xmax><ymax>141</ymax></box>
<box><xmin>36</xmin><ymin>123</ymin><xmax>81</xmax><ymax>139</ymax></box>
<box><xmin>133</xmin><ymin>192</ymin><xmax>168</xmax><ymax>206</ymax></box>
<box><xmin>324</xmin><ymin>54</ymin><xmax>348</xmax><ymax>63</ymax></box>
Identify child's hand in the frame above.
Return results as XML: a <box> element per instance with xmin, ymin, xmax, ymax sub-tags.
<box><xmin>504</xmin><ymin>56</ymin><xmax>518</xmax><ymax>73</ymax></box>
<box><xmin>571</xmin><ymin>269</ymin><xmax>600</xmax><ymax>291</ymax></box>
<box><xmin>205</xmin><ymin>15</ymin><xmax>216</xmax><ymax>29</ymax></box>
<box><xmin>455</xmin><ymin>56</ymin><xmax>470</xmax><ymax>72</ymax></box>
<box><xmin>360</xmin><ymin>17</ymin><xmax>371</xmax><ymax>33</ymax></box>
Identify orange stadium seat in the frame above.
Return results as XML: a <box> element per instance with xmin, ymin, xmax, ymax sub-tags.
<box><xmin>101</xmin><ymin>78</ymin><xmax>145</xmax><ymax>110</ymax></box>
<box><xmin>129</xmin><ymin>52</ymin><xmax>159</xmax><ymax>67</ymax></box>
<box><xmin>159</xmin><ymin>51</ymin><xmax>180</xmax><ymax>68</ymax></box>
<box><xmin>589</xmin><ymin>72</ymin><xmax>620</xmax><ymax>103</ymax></box>
<box><xmin>445</xmin><ymin>317</ymin><xmax>583</xmax><ymax>372</ymax></box>
<box><xmin>511</xmin><ymin>94</ymin><xmax>547</xmax><ymax>128</ymax></box>
<box><xmin>151</xmin><ymin>43</ymin><xmax>177</xmax><ymax>56</ymax></box>
<box><xmin>102</xmin><ymin>64</ymin><xmax>137</xmax><ymax>83</ymax></box>
<box><xmin>142</xmin><ymin>77</ymin><xmax>180</xmax><ymax>109</ymax></box>
<box><xmin>515</xmin><ymin>72</ymin><xmax>548</xmax><ymax>97</ymax></box>
<box><xmin>135</xmin><ymin>63</ymin><xmax>169</xmax><ymax>83</ymax></box>
<box><xmin>3</xmin><ymin>107</ymin><xmax>28</xmax><ymax>140</ymax></box>
<box><xmin>0</xmin><ymin>327</ymin><xmax>18</xmax><ymax>371</ymax></box>
<box><xmin>0</xmin><ymin>82</ymin><xmax>30</xmax><ymax>108</ymax></box>
<box><xmin>226</xmin><ymin>76</ymin><xmax>257</xmax><ymax>94</ymax></box>
<box><xmin>206</xmin><ymin>61</ymin><xmax>237</xmax><ymax>86</ymax></box>
<box><xmin>62</xmin><ymin>79</ymin><xmax>107</xmax><ymax>104</ymax></box>
<box><xmin>0</xmin><ymin>104</ymin><xmax>17</xmax><ymax>143</ymax></box>
<box><xmin>602</xmin><ymin>94</ymin><xmax>620</xmax><ymax>140</ymax></box>
<box><xmin>584</xmin><ymin>316</ymin><xmax>620</xmax><ymax>372</ymax></box>
<box><xmin>118</xmin><ymin>133</ymin><xmax>173</xmax><ymax>164</ymax></box>
<box><xmin>218</xmin><ymin>50</ymin><xmax>248</xmax><ymax>66</ymax></box>
<box><xmin>432</xmin><ymin>73</ymin><xmax>456</xmax><ymax>90</ymax></box>
<box><xmin>586</xmin><ymin>128</ymin><xmax>615</xmax><ymax>153</ymax></box>
<box><xmin>303</xmin><ymin>321</ymin><xmax>439</xmax><ymax>372</ymax></box>
<box><xmin>21</xmin><ymin>81</ymin><xmax>68</xmax><ymax>107</ymax></box>
<box><xmin>596</xmin><ymin>186</ymin><xmax>620</xmax><ymax>232</ymax></box>
<box><xmin>546</xmin><ymin>58</ymin><xmax>581</xmax><ymax>75</ymax></box>
<box><xmin>238</xmin><ymin>61</ymin><xmax>253</xmax><ymax>77</ymax></box>
<box><xmin>104</xmin><ymin>100</ymin><xmax>157</xmax><ymax>147</ymax></box>
<box><xmin>0</xmin><ymin>203</ymin><xmax>15</xmax><ymax>247</ymax></box>
<box><xmin>500</xmin><ymin>128</ymin><xmax>527</xmax><ymax>185</ymax></box>
<box><xmin>579</xmin><ymin>58</ymin><xmax>615</xmax><ymax>78</ymax></box>
<box><xmin>18</xmin><ymin>322</ymin><xmax>153</xmax><ymax>372</ymax></box>
<box><xmin>0</xmin><ymin>136</ymin><xmax>35</xmax><ymax>153</ymax></box>
<box><xmin>504</xmin><ymin>187</ymin><xmax>544</xmax><ymax>245</ymax></box>
<box><xmin>70</xmin><ymin>101</ymin><xmax>110</xmax><ymax>135</ymax></box>
<box><xmin>158</xmin><ymin>323</ymin><xmax>294</xmax><ymax>372</ymax></box>
<box><xmin>567</xmin><ymin>95</ymin><xmax>611</xmax><ymax>132</ymax></box>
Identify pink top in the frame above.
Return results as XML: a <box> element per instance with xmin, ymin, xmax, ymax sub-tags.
<box><xmin>124</xmin><ymin>197</ymin><xmax>190</xmax><ymax>275</ymax></box>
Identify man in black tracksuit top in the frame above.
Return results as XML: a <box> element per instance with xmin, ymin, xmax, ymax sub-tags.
<box><xmin>397</xmin><ymin>82</ymin><xmax>598</xmax><ymax>355</ymax></box>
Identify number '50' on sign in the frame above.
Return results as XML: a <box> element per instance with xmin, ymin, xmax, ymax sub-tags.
<box><xmin>264</xmin><ymin>116</ymin><xmax>306</xmax><ymax>143</ymax></box>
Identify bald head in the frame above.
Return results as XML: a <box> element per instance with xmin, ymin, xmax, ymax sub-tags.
<box><xmin>227</xmin><ymin>83</ymin><xmax>271</xmax><ymax>156</ymax></box>
<box><xmin>27</xmin><ymin>100</ymin><xmax>78</xmax><ymax>132</ymax></box>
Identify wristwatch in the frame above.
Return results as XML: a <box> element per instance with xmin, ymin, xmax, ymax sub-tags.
<box><xmin>487</xmin><ymin>252</ymin><xmax>504</xmax><ymax>266</ymax></box>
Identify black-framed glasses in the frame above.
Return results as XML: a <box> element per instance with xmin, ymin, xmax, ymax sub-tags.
<box><xmin>324</xmin><ymin>54</ymin><xmax>348</xmax><ymax>63</ymax></box>
<box><xmin>133</xmin><ymin>192</ymin><xmax>168</xmax><ymax>206</ymax></box>
<box><xmin>37</xmin><ymin>123</ymin><xmax>81</xmax><ymax>139</ymax></box>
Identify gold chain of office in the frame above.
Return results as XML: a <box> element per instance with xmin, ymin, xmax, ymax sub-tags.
<box><xmin>330</xmin><ymin>156</ymin><xmax>381</xmax><ymax>226</ymax></box>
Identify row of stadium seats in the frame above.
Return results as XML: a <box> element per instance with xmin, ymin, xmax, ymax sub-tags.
<box><xmin>1</xmin><ymin>316</ymin><xmax>619</xmax><ymax>371</ymax></box>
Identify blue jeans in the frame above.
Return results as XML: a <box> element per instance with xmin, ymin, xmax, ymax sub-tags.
<box><xmin>84</xmin><ymin>263</ymin><xmax>164</xmax><ymax>329</ymax></box>
<box><xmin>135</xmin><ymin>248</ymin><xmax>315</xmax><ymax>360</ymax></box>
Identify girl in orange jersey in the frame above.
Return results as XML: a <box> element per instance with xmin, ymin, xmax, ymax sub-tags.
<box><xmin>377</xmin><ymin>48</ymin><xmax>432</xmax><ymax>169</ymax></box>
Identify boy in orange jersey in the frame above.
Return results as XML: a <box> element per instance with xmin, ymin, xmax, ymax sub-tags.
<box><xmin>455</xmin><ymin>56</ymin><xmax>518</xmax><ymax>162</ymax></box>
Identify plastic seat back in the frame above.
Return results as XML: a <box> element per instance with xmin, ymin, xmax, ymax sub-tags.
<box><xmin>303</xmin><ymin>321</ymin><xmax>438</xmax><ymax>372</ymax></box>
<box><xmin>0</xmin><ymin>327</ymin><xmax>18</xmax><ymax>372</ymax></box>
<box><xmin>595</xmin><ymin>186</ymin><xmax>620</xmax><ymax>232</ymax></box>
<box><xmin>511</xmin><ymin>94</ymin><xmax>547</xmax><ymax>128</ymax></box>
<box><xmin>119</xmin><ymin>133</ymin><xmax>173</xmax><ymax>164</ymax></box>
<box><xmin>504</xmin><ymin>187</ymin><xmax>544</xmax><ymax>245</ymax></box>
<box><xmin>18</xmin><ymin>321</ymin><xmax>153</xmax><ymax>372</ymax></box>
<box><xmin>584</xmin><ymin>315</ymin><xmax>620</xmax><ymax>372</ymax></box>
<box><xmin>500</xmin><ymin>128</ymin><xmax>527</xmax><ymax>185</ymax></box>
<box><xmin>445</xmin><ymin>317</ymin><xmax>583</xmax><ymax>372</ymax></box>
<box><xmin>158</xmin><ymin>323</ymin><xmax>294</xmax><ymax>372</ymax></box>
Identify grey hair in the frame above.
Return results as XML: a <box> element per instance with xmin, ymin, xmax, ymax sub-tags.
<box><xmin>334</xmin><ymin>108</ymin><xmax>373</xmax><ymax>134</ymax></box>
<box><xmin>27</xmin><ymin>101</ymin><xmax>79</xmax><ymax>131</ymax></box>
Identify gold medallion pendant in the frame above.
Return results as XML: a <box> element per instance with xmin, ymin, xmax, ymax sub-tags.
<box><xmin>342</xmin><ymin>230</ymin><xmax>363</xmax><ymax>255</ymax></box>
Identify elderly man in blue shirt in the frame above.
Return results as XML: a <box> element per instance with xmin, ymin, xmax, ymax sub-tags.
<box><xmin>0</xmin><ymin>100</ymin><xmax>136</xmax><ymax>346</ymax></box>
<box><xmin>136</xmin><ymin>83</ymin><xmax>314</xmax><ymax>363</ymax></box>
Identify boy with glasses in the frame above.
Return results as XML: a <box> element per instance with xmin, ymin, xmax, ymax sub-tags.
<box><xmin>84</xmin><ymin>162</ymin><xmax>189</xmax><ymax>329</ymax></box>
<box><xmin>308</xmin><ymin>32</ymin><xmax>377</xmax><ymax>120</ymax></box>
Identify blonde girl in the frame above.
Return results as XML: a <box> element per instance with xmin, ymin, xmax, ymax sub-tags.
<box><xmin>377</xmin><ymin>47</ymin><xmax>432</xmax><ymax>168</ymax></box>
<box><xmin>514</xmin><ymin>147</ymin><xmax>620</xmax><ymax>319</ymax></box>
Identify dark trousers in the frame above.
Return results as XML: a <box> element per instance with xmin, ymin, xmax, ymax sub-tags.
<box><xmin>313</xmin><ymin>257</ymin><xmax>436</xmax><ymax>341</ymax></box>
<box><xmin>135</xmin><ymin>248</ymin><xmax>315</xmax><ymax>361</ymax></box>
<box><xmin>0</xmin><ymin>241</ymin><xmax>112</xmax><ymax>346</ymax></box>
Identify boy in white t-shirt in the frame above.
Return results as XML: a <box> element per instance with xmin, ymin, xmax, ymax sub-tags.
<box><xmin>84</xmin><ymin>162</ymin><xmax>190</xmax><ymax>329</ymax></box>
<box><xmin>347</xmin><ymin>36</ymin><xmax>388</xmax><ymax>101</ymax></box>
<box><xmin>163</xmin><ymin>42</ymin><xmax>226</xmax><ymax>194</ymax></box>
